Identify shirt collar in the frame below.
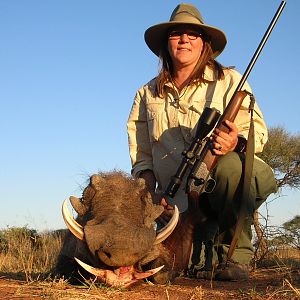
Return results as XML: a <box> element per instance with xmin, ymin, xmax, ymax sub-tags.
<box><xmin>203</xmin><ymin>66</ymin><xmax>218</xmax><ymax>82</ymax></box>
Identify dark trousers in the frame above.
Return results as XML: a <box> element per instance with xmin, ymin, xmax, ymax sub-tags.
<box><xmin>192</xmin><ymin>152</ymin><xmax>277</xmax><ymax>265</ymax></box>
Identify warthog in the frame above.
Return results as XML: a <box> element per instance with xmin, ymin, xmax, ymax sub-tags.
<box><xmin>55</xmin><ymin>171</ymin><xmax>179</xmax><ymax>287</ymax></box>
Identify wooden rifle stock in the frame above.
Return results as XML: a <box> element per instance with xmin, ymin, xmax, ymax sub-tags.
<box><xmin>204</xmin><ymin>90</ymin><xmax>248</xmax><ymax>169</ymax></box>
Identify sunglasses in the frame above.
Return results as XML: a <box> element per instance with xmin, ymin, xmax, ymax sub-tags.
<box><xmin>168</xmin><ymin>30</ymin><xmax>203</xmax><ymax>40</ymax></box>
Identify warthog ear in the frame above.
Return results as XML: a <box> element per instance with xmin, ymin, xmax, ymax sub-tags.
<box><xmin>70</xmin><ymin>196</ymin><xmax>87</xmax><ymax>216</ymax></box>
<box><xmin>143</xmin><ymin>192</ymin><xmax>164</xmax><ymax>228</ymax></box>
<box><xmin>90</xmin><ymin>174</ymin><xmax>105</xmax><ymax>188</ymax></box>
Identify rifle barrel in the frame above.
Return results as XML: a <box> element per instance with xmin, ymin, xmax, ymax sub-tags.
<box><xmin>235</xmin><ymin>1</ymin><xmax>286</xmax><ymax>92</ymax></box>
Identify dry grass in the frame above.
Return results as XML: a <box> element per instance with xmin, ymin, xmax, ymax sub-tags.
<box><xmin>0</xmin><ymin>227</ymin><xmax>64</xmax><ymax>281</ymax></box>
<box><xmin>0</xmin><ymin>226</ymin><xmax>300</xmax><ymax>300</ymax></box>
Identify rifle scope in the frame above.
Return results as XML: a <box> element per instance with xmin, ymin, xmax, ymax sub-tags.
<box><xmin>164</xmin><ymin>107</ymin><xmax>221</xmax><ymax>199</ymax></box>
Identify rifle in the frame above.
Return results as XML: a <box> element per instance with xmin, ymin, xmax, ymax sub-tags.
<box><xmin>165</xmin><ymin>0</ymin><xmax>286</xmax><ymax>203</ymax></box>
<box><xmin>162</xmin><ymin>1</ymin><xmax>286</xmax><ymax>273</ymax></box>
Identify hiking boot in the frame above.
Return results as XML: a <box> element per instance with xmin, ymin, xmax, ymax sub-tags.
<box><xmin>196</xmin><ymin>268</ymin><xmax>214</xmax><ymax>280</ymax></box>
<box><xmin>214</xmin><ymin>261</ymin><xmax>249</xmax><ymax>281</ymax></box>
<box><xmin>187</xmin><ymin>265</ymin><xmax>214</xmax><ymax>280</ymax></box>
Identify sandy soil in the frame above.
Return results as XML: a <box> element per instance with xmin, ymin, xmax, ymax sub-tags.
<box><xmin>0</xmin><ymin>267</ymin><xmax>300</xmax><ymax>300</ymax></box>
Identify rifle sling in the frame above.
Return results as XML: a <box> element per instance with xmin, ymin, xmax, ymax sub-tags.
<box><xmin>226</xmin><ymin>93</ymin><xmax>256</xmax><ymax>261</ymax></box>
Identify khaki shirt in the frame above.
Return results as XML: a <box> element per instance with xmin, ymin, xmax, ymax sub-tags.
<box><xmin>127</xmin><ymin>67</ymin><xmax>268</xmax><ymax>212</ymax></box>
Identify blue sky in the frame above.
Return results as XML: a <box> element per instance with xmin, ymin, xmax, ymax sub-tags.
<box><xmin>1</xmin><ymin>0</ymin><xmax>299</xmax><ymax>231</ymax></box>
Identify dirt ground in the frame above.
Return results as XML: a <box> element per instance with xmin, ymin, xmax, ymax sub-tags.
<box><xmin>0</xmin><ymin>267</ymin><xmax>300</xmax><ymax>300</ymax></box>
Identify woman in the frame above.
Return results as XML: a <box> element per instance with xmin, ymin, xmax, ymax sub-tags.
<box><xmin>127</xmin><ymin>3</ymin><xmax>277</xmax><ymax>281</ymax></box>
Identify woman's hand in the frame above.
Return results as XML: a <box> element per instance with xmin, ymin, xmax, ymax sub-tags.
<box><xmin>153</xmin><ymin>196</ymin><xmax>174</xmax><ymax>226</ymax></box>
<box><xmin>211</xmin><ymin>120</ymin><xmax>238</xmax><ymax>155</ymax></box>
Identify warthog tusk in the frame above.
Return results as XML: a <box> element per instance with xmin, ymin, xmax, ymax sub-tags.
<box><xmin>154</xmin><ymin>205</ymin><xmax>179</xmax><ymax>245</ymax></box>
<box><xmin>75</xmin><ymin>257</ymin><xmax>164</xmax><ymax>288</ymax></box>
<box><xmin>62</xmin><ymin>199</ymin><xmax>85</xmax><ymax>240</ymax></box>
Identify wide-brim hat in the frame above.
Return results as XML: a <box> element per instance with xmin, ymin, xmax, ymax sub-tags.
<box><xmin>144</xmin><ymin>3</ymin><xmax>227</xmax><ymax>58</ymax></box>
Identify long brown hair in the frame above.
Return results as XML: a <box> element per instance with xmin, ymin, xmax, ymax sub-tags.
<box><xmin>155</xmin><ymin>38</ymin><xmax>225</xmax><ymax>98</ymax></box>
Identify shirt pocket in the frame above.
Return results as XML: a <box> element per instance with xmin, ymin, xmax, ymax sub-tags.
<box><xmin>146</xmin><ymin>101</ymin><xmax>165</xmax><ymax>142</ymax></box>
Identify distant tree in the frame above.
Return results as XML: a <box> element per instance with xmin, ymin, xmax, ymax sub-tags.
<box><xmin>274</xmin><ymin>215</ymin><xmax>300</xmax><ymax>250</ymax></box>
<box><xmin>257</xmin><ymin>126</ymin><xmax>300</xmax><ymax>188</ymax></box>
<box><xmin>268</xmin><ymin>215</ymin><xmax>300</xmax><ymax>251</ymax></box>
<box><xmin>281</xmin><ymin>215</ymin><xmax>300</xmax><ymax>250</ymax></box>
<box><xmin>254</xmin><ymin>127</ymin><xmax>300</xmax><ymax>261</ymax></box>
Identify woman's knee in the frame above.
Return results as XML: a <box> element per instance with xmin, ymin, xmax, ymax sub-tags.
<box><xmin>214</xmin><ymin>152</ymin><xmax>243</xmax><ymax>182</ymax></box>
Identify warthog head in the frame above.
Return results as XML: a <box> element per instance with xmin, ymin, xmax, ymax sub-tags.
<box><xmin>59</xmin><ymin>171</ymin><xmax>179</xmax><ymax>287</ymax></box>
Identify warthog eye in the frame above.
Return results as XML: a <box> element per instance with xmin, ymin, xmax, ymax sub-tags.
<box><xmin>103</xmin><ymin>251</ymin><xmax>112</xmax><ymax>259</ymax></box>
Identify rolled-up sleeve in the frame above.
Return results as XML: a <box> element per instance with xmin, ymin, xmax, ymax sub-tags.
<box><xmin>127</xmin><ymin>89</ymin><xmax>153</xmax><ymax>177</ymax></box>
